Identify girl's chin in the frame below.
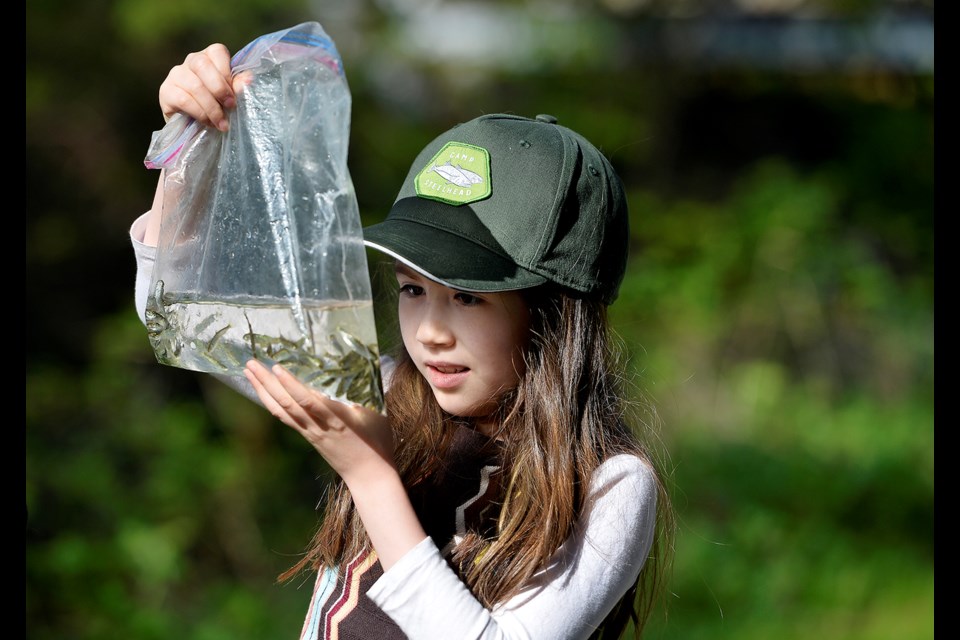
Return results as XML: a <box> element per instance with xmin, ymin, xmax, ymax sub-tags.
<box><xmin>433</xmin><ymin>395</ymin><xmax>495</xmax><ymax>421</ymax></box>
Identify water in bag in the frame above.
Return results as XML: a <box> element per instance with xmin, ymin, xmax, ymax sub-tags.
<box><xmin>144</xmin><ymin>23</ymin><xmax>384</xmax><ymax>413</ymax></box>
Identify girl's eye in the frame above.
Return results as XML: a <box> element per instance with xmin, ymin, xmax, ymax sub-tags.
<box><xmin>399</xmin><ymin>283</ymin><xmax>423</xmax><ymax>297</ymax></box>
<box><xmin>454</xmin><ymin>292</ymin><xmax>481</xmax><ymax>306</ymax></box>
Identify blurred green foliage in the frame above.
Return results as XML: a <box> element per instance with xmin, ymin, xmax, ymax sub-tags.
<box><xmin>26</xmin><ymin>1</ymin><xmax>932</xmax><ymax>638</ymax></box>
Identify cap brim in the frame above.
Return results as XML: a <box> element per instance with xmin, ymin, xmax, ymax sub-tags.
<box><xmin>363</xmin><ymin>218</ymin><xmax>547</xmax><ymax>293</ymax></box>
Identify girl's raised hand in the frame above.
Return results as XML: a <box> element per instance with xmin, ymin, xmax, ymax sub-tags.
<box><xmin>243</xmin><ymin>360</ymin><xmax>397</xmax><ymax>486</ymax></box>
<box><xmin>158</xmin><ymin>43</ymin><xmax>248</xmax><ymax>132</ymax></box>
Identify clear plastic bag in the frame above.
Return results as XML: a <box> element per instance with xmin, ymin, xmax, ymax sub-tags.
<box><xmin>143</xmin><ymin>22</ymin><xmax>384</xmax><ymax>413</ymax></box>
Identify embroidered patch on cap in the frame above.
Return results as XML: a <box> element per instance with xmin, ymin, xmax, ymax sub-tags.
<box><xmin>414</xmin><ymin>142</ymin><xmax>491</xmax><ymax>206</ymax></box>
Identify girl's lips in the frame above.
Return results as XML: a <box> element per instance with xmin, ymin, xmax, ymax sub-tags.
<box><xmin>425</xmin><ymin>363</ymin><xmax>470</xmax><ymax>390</ymax></box>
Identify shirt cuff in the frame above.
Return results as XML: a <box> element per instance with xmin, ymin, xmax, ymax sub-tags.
<box><xmin>131</xmin><ymin>212</ymin><xmax>156</xmax><ymax>324</ymax></box>
<box><xmin>130</xmin><ymin>211</ymin><xmax>152</xmax><ymax>247</ymax></box>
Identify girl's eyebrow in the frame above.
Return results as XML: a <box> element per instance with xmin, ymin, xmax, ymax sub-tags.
<box><xmin>394</xmin><ymin>263</ymin><xmax>418</xmax><ymax>278</ymax></box>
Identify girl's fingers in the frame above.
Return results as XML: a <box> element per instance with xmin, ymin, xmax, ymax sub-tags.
<box><xmin>202</xmin><ymin>43</ymin><xmax>233</xmax><ymax>83</ymax></box>
<box><xmin>182</xmin><ymin>56</ymin><xmax>232</xmax><ymax>129</ymax></box>
<box><xmin>160</xmin><ymin>44</ymin><xmax>236</xmax><ymax>130</ymax></box>
<box><xmin>232</xmin><ymin>70</ymin><xmax>254</xmax><ymax>95</ymax></box>
<box><xmin>244</xmin><ymin>360</ymin><xmax>335</xmax><ymax>433</ymax></box>
<box><xmin>158</xmin><ymin>78</ymin><xmax>202</xmax><ymax>124</ymax></box>
<box><xmin>245</xmin><ymin>361</ymin><xmax>394</xmax><ymax>477</ymax></box>
<box><xmin>244</xmin><ymin>361</ymin><xmax>304</xmax><ymax>425</ymax></box>
<box><xmin>189</xmin><ymin>50</ymin><xmax>235</xmax><ymax>107</ymax></box>
<box><xmin>270</xmin><ymin>365</ymin><xmax>343</xmax><ymax>426</ymax></box>
<box><xmin>243</xmin><ymin>363</ymin><xmax>301</xmax><ymax>430</ymax></box>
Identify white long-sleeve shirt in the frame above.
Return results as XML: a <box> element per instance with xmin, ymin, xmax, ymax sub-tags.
<box><xmin>130</xmin><ymin>212</ymin><xmax>657</xmax><ymax>639</ymax></box>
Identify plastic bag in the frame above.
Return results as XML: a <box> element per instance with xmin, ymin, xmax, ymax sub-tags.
<box><xmin>143</xmin><ymin>22</ymin><xmax>384</xmax><ymax>413</ymax></box>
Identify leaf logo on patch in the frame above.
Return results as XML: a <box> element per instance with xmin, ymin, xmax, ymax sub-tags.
<box><xmin>431</xmin><ymin>162</ymin><xmax>484</xmax><ymax>188</ymax></box>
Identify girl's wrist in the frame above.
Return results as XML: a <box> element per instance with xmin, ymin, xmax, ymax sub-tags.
<box><xmin>341</xmin><ymin>457</ymin><xmax>402</xmax><ymax>499</ymax></box>
<box><xmin>345</xmin><ymin>463</ymin><xmax>427</xmax><ymax>570</ymax></box>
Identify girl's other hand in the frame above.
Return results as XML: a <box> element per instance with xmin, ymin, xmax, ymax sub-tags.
<box><xmin>243</xmin><ymin>360</ymin><xmax>397</xmax><ymax>486</ymax></box>
<box><xmin>158</xmin><ymin>43</ymin><xmax>249</xmax><ymax>132</ymax></box>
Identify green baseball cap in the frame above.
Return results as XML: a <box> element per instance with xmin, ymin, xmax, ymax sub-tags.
<box><xmin>363</xmin><ymin>113</ymin><xmax>629</xmax><ymax>304</ymax></box>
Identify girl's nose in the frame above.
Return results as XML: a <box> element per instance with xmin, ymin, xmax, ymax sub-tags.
<box><xmin>416</xmin><ymin>302</ymin><xmax>455</xmax><ymax>347</ymax></box>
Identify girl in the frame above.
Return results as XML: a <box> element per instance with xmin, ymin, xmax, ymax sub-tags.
<box><xmin>132</xmin><ymin>43</ymin><xmax>673</xmax><ymax>639</ymax></box>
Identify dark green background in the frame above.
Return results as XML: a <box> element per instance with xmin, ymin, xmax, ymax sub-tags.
<box><xmin>26</xmin><ymin>1</ymin><xmax>934</xmax><ymax>638</ymax></box>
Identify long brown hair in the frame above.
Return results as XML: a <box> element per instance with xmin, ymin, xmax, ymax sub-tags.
<box><xmin>280</xmin><ymin>286</ymin><xmax>674</xmax><ymax>637</ymax></box>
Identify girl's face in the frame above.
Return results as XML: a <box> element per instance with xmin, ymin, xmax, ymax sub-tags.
<box><xmin>395</xmin><ymin>264</ymin><xmax>530</xmax><ymax>429</ymax></box>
